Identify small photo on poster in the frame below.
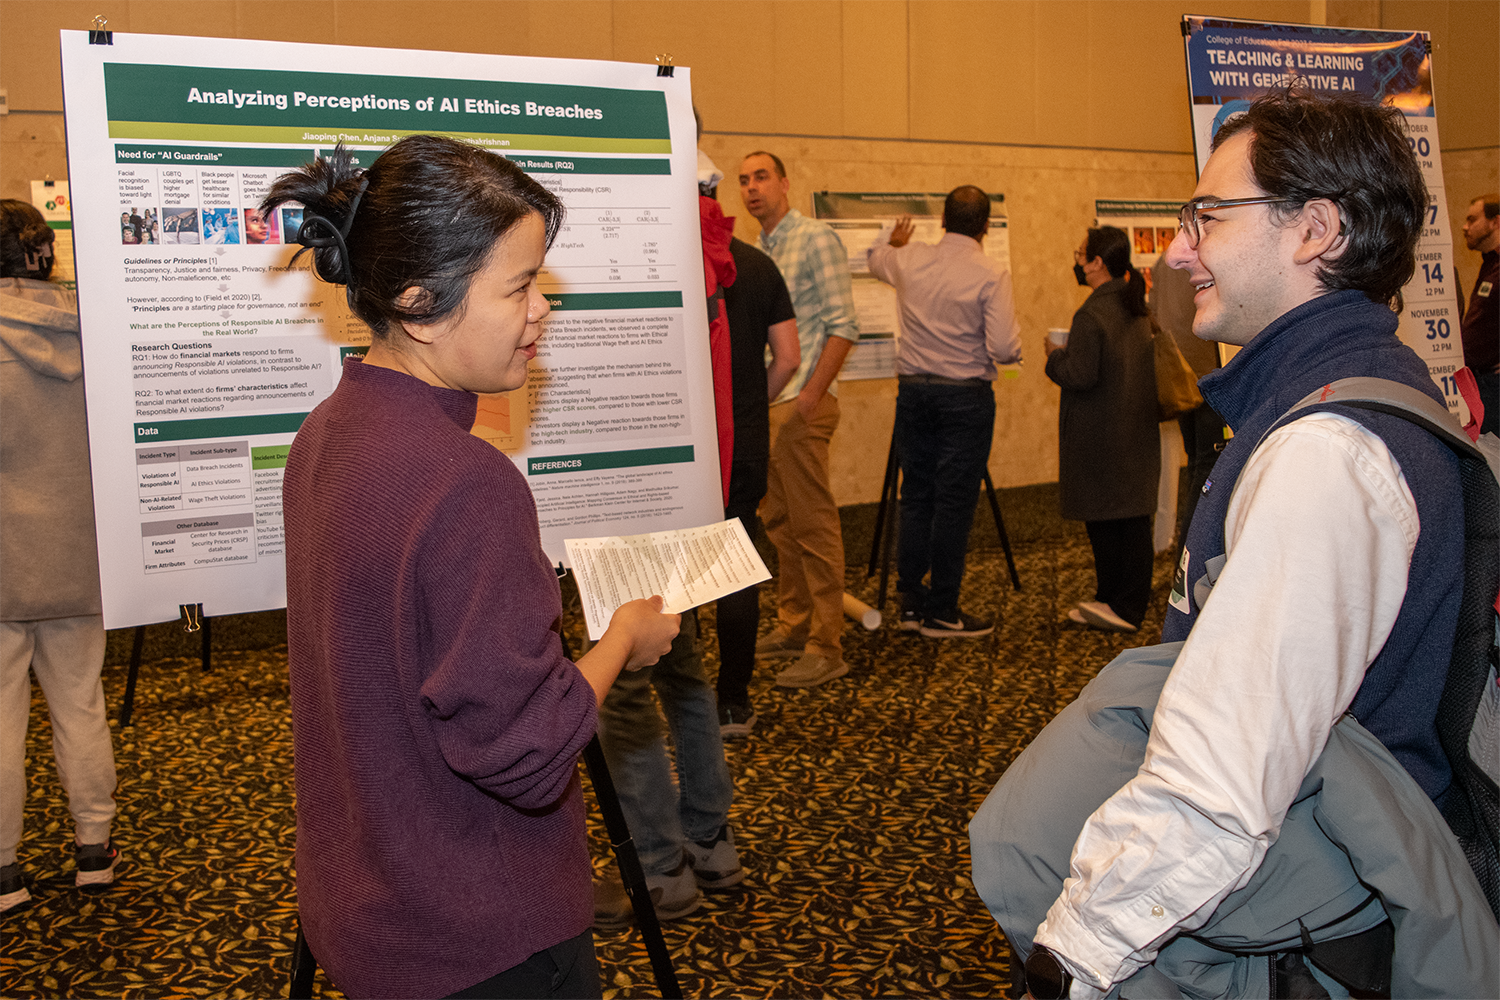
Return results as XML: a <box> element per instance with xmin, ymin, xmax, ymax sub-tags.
<box><xmin>280</xmin><ymin>206</ymin><xmax>304</xmax><ymax>243</ymax></box>
<box><xmin>243</xmin><ymin>205</ymin><xmax>280</xmax><ymax>245</ymax></box>
<box><xmin>1133</xmin><ymin>227</ymin><xmax>1156</xmax><ymax>254</ymax></box>
<box><xmin>1156</xmin><ymin>227</ymin><xmax>1177</xmax><ymax>250</ymax></box>
<box><xmin>203</xmin><ymin>208</ymin><xmax>241</xmax><ymax>245</ymax></box>
<box><xmin>120</xmin><ymin>207</ymin><xmax>157</xmax><ymax>246</ymax></box>
<box><xmin>163</xmin><ymin>208</ymin><xmax>200</xmax><ymax>245</ymax></box>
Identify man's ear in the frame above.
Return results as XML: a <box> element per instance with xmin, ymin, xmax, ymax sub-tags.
<box><xmin>1293</xmin><ymin>198</ymin><xmax>1346</xmax><ymax>265</ymax></box>
<box><xmin>395</xmin><ymin>286</ymin><xmax>439</xmax><ymax>344</ymax></box>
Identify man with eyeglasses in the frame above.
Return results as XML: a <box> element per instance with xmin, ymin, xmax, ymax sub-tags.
<box><xmin>1459</xmin><ymin>194</ymin><xmax>1498</xmax><ymax>435</ymax></box>
<box><xmin>971</xmin><ymin>88</ymin><xmax>1483</xmax><ymax>998</ymax></box>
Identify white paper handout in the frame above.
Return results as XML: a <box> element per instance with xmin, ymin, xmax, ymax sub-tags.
<box><xmin>566</xmin><ymin>518</ymin><xmax>771</xmax><ymax>641</ymax></box>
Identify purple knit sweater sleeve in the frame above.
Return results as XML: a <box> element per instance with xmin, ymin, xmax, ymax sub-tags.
<box><xmin>416</xmin><ymin>455</ymin><xmax>597</xmax><ymax>809</ymax></box>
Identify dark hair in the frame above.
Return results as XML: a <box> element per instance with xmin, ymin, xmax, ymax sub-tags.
<box><xmin>262</xmin><ymin>136</ymin><xmax>563</xmax><ymax>337</ymax></box>
<box><xmin>1213</xmin><ymin>88</ymin><xmax>1426</xmax><ymax>309</ymax></box>
<box><xmin>0</xmin><ymin>199</ymin><xmax>57</xmax><ymax>280</ymax></box>
<box><xmin>1477</xmin><ymin>195</ymin><xmax>1499</xmax><ymax>221</ymax></box>
<box><xmin>942</xmin><ymin>185</ymin><xmax>990</xmax><ymax>239</ymax></box>
<box><xmin>742</xmin><ymin>150</ymin><xmax>786</xmax><ymax>179</ymax></box>
<box><xmin>1085</xmin><ymin>225</ymin><xmax>1148</xmax><ymax>316</ymax></box>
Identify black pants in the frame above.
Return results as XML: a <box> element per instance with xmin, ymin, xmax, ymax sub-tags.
<box><xmin>1085</xmin><ymin>515</ymin><xmax>1154</xmax><ymax>628</ymax></box>
<box><xmin>445</xmin><ymin>929</ymin><xmax>600</xmax><ymax>999</ymax></box>
<box><xmin>715</xmin><ymin>456</ymin><xmax>768</xmax><ymax>709</ymax></box>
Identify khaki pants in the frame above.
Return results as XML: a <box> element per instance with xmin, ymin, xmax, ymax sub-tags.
<box><xmin>762</xmin><ymin>394</ymin><xmax>844</xmax><ymax>659</ymax></box>
<box><xmin>2</xmin><ymin>615</ymin><xmax>116</xmax><ymax>864</ymax></box>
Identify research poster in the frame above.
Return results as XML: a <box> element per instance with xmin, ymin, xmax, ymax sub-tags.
<box><xmin>1182</xmin><ymin>16</ymin><xmax>1466</xmax><ymax>415</ymax></box>
<box><xmin>811</xmin><ymin>191</ymin><xmax>1013</xmax><ymax>382</ymax></box>
<box><xmin>60</xmin><ymin>31</ymin><xmax>719</xmax><ymax>629</ymax></box>
<box><xmin>1094</xmin><ymin>199</ymin><xmax>1183</xmax><ymax>295</ymax></box>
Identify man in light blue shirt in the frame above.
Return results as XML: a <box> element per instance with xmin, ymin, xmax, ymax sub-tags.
<box><xmin>738</xmin><ymin>151</ymin><xmax>860</xmax><ymax>688</ymax></box>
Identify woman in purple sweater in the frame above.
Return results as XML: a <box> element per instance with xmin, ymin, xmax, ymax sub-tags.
<box><xmin>264</xmin><ymin>138</ymin><xmax>678</xmax><ymax>999</ymax></box>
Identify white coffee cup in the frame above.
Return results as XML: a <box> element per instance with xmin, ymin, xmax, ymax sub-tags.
<box><xmin>1046</xmin><ymin>327</ymin><xmax>1070</xmax><ymax>348</ymax></box>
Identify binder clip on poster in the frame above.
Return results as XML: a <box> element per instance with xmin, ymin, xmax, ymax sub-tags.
<box><xmin>89</xmin><ymin>15</ymin><xmax>112</xmax><ymax>45</ymax></box>
<box><xmin>656</xmin><ymin>53</ymin><xmax>674</xmax><ymax>77</ymax></box>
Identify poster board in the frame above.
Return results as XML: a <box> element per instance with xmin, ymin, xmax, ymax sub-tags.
<box><xmin>811</xmin><ymin>191</ymin><xmax>1013</xmax><ymax>382</ymax></box>
<box><xmin>1093</xmin><ymin>199</ymin><xmax>1184</xmax><ymax>297</ymax></box>
<box><xmin>1182</xmin><ymin>16</ymin><xmax>1466</xmax><ymax>415</ymax></box>
<box><xmin>29</xmin><ymin>179</ymin><xmax>75</xmax><ymax>288</ymax></box>
<box><xmin>60</xmin><ymin>31</ymin><xmax>719</xmax><ymax>628</ymax></box>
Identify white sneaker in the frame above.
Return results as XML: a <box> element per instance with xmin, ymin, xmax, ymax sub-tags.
<box><xmin>1076</xmin><ymin>601</ymin><xmax>1138</xmax><ymax>633</ymax></box>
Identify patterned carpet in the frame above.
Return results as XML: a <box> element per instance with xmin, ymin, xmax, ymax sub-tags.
<box><xmin>2</xmin><ymin>517</ymin><xmax>1177</xmax><ymax>999</ymax></box>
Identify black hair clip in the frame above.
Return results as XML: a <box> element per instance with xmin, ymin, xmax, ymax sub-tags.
<box><xmin>292</xmin><ymin>174</ymin><xmax>370</xmax><ymax>310</ymax></box>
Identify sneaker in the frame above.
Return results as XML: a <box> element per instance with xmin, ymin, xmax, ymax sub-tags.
<box><xmin>685</xmin><ymin>825</ymin><xmax>744</xmax><ymax>889</ymax></box>
<box><xmin>1076</xmin><ymin>601</ymin><xmax>1138</xmax><ymax>633</ymax></box>
<box><xmin>718</xmin><ymin>701</ymin><xmax>758</xmax><ymax>739</ymax></box>
<box><xmin>1067</xmin><ymin>607</ymin><xmax>1088</xmax><ymax>625</ymax></box>
<box><xmin>0</xmin><ymin>863</ymin><xmax>30</xmax><ymax>916</ymax></box>
<box><xmin>75</xmin><ymin>840</ymin><xmax>119</xmax><ymax>891</ymax></box>
<box><xmin>592</xmin><ymin>857</ymin><xmax>703</xmax><ymax>932</ymax></box>
<box><xmin>593</xmin><ymin>873</ymin><xmax>634</xmax><ymax>933</ymax></box>
<box><xmin>919</xmin><ymin>609</ymin><xmax>995</xmax><ymax>638</ymax></box>
<box><xmin>754</xmin><ymin>625</ymin><xmax>807</xmax><ymax>660</ymax></box>
<box><xmin>898</xmin><ymin>592</ymin><xmax>925</xmax><ymax>632</ymax></box>
<box><xmin>774</xmin><ymin>650</ymin><xmax>848</xmax><ymax>688</ymax></box>
<box><xmin>646</xmin><ymin>856</ymin><xmax>703</xmax><ymax>920</ymax></box>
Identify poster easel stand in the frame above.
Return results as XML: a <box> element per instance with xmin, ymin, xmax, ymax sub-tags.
<box><xmin>866</xmin><ymin>430</ymin><xmax>1023</xmax><ymax>616</ymax></box>
<box><xmin>119</xmin><ymin>603</ymin><xmax>210</xmax><ymax>728</ymax></box>
<box><xmin>561</xmin><ymin>624</ymin><xmax>683</xmax><ymax>999</ymax></box>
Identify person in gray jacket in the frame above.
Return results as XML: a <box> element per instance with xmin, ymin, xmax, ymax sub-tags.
<box><xmin>1045</xmin><ymin>226</ymin><xmax>1160</xmax><ymax>632</ymax></box>
<box><xmin>0</xmin><ymin>199</ymin><xmax>119</xmax><ymax>915</ymax></box>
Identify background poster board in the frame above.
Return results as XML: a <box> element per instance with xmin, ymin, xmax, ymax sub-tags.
<box><xmin>1182</xmin><ymin>16</ymin><xmax>1466</xmax><ymax>416</ymax></box>
<box><xmin>1094</xmin><ymin>198</ymin><xmax>1183</xmax><ymax>297</ymax></box>
<box><xmin>29</xmin><ymin>179</ymin><xmax>75</xmax><ymax>288</ymax></box>
<box><xmin>60</xmin><ymin>31</ymin><xmax>719</xmax><ymax>629</ymax></box>
<box><xmin>811</xmin><ymin>191</ymin><xmax>1013</xmax><ymax>382</ymax></box>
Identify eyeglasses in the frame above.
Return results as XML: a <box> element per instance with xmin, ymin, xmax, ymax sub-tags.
<box><xmin>1177</xmin><ymin>196</ymin><xmax>1294</xmax><ymax>248</ymax></box>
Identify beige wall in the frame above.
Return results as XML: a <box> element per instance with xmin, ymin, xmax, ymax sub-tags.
<box><xmin>2</xmin><ymin>0</ymin><xmax>1495</xmax><ymax>502</ymax></box>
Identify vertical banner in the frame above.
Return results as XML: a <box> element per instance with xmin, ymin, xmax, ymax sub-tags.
<box><xmin>811</xmin><ymin>192</ymin><xmax>1013</xmax><ymax>382</ymax></box>
<box><xmin>1182</xmin><ymin>16</ymin><xmax>1466</xmax><ymax>415</ymax></box>
<box><xmin>60</xmin><ymin>32</ymin><xmax>718</xmax><ymax>628</ymax></box>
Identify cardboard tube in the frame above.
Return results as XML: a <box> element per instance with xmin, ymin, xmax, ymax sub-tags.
<box><xmin>843</xmin><ymin>592</ymin><xmax>881</xmax><ymax>631</ymax></box>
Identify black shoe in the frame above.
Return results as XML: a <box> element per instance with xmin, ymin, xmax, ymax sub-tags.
<box><xmin>1</xmin><ymin>863</ymin><xmax>30</xmax><ymax>915</ymax></box>
<box><xmin>919</xmin><ymin>609</ymin><xmax>994</xmax><ymax>638</ymax></box>
<box><xmin>718</xmin><ymin>701</ymin><xmax>758</xmax><ymax>739</ymax></box>
<box><xmin>75</xmin><ymin>840</ymin><xmax>119</xmax><ymax>891</ymax></box>
<box><xmin>898</xmin><ymin>609</ymin><xmax>923</xmax><ymax>632</ymax></box>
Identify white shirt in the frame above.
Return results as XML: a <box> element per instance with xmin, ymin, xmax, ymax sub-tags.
<box><xmin>1035</xmin><ymin>411</ymin><xmax>1421</xmax><ymax>996</ymax></box>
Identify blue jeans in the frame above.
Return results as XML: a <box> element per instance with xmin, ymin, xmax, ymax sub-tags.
<box><xmin>597</xmin><ymin>610</ymin><xmax>733</xmax><ymax>877</ymax></box>
<box><xmin>894</xmin><ymin>380</ymin><xmax>996</xmax><ymax>615</ymax></box>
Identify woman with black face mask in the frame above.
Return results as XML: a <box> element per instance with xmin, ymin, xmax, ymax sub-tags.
<box><xmin>1045</xmin><ymin>226</ymin><xmax>1160</xmax><ymax>632</ymax></box>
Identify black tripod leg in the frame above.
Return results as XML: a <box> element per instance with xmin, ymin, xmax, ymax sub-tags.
<box><xmin>875</xmin><ymin>432</ymin><xmax>901</xmax><ymax>613</ymax></box>
<box><xmin>201</xmin><ymin>607</ymin><xmax>212</xmax><ymax>672</ymax></box>
<box><xmin>120</xmin><ymin>625</ymin><xmax>145</xmax><ymax>728</ymax></box>
<box><xmin>982</xmin><ymin>469</ymin><xmax>1022</xmax><ymax>591</ymax></box>
<box><xmin>289</xmin><ymin>919</ymin><xmax>317</xmax><ymax>999</ymax></box>
<box><xmin>866</xmin><ymin>433</ymin><xmax>900</xmax><ymax>578</ymax></box>
<box><xmin>582</xmin><ymin>737</ymin><xmax>683</xmax><ymax>999</ymax></box>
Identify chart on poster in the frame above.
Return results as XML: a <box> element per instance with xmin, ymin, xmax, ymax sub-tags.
<box><xmin>61</xmin><ymin>31</ymin><xmax>719</xmax><ymax>628</ymax></box>
<box><xmin>1181</xmin><ymin>16</ymin><xmax>1466</xmax><ymax>415</ymax></box>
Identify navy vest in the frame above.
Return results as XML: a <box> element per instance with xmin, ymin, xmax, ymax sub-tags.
<box><xmin>1163</xmin><ymin>291</ymin><xmax>1462</xmax><ymax>802</ymax></box>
